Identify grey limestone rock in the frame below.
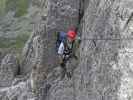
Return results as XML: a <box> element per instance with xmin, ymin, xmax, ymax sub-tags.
<box><xmin>0</xmin><ymin>54</ymin><xmax>19</xmax><ymax>87</ymax></box>
<box><xmin>0</xmin><ymin>0</ymin><xmax>133</xmax><ymax>100</ymax></box>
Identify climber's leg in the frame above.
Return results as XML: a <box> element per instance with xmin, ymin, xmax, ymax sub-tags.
<box><xmin>60</xmin><ymin>63</ymin><xmax>67</xmax><ymax>79</ymax></box>
<box><xmin>66</xmin><ymin>71</ymin><xmax>72</xmax><ymax>79</ymax></box>
<box><xmin>60</xmin><ymin>56</ymin><xmax>67</xmax><ymax>79</ymax></box>
<box><xmin>63</xmin><ymin>55</ymin><xmax>73</xmax><ymax>79</ymax></box>
<box><xmin>60</xmin><ymin>54</ymin><xmax>74</xmax><ymax>79</ymax></box>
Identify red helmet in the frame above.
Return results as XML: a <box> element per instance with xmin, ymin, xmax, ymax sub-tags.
<box><xmin>67</xmin><ymin>30</ymin><xmax>76</xmax><ymax>40</ymax></box>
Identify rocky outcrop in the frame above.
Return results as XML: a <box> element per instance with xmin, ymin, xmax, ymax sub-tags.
<box><xmin>0</xmin><ymin>0</ymin><xmax>133</xmax><ymax>100</ymax></box>
<box><xmin>0</xmin><ymin>79</ymin><xmax>34</xmax><ymax>100</ymax></box>
<box><xmin>44</xmin><ymin>0</ymin><xmax>133</xmax><ymax>100</ymax></box>
<box><xmin>20</xmin><ymin>0</ymin><xmax>80</xmax><ymax>99</ymax></box>
<box><xmin>20</xmin><ymin>7</ymin><xmax>47</xmax><ymax>74</ymax></box>
<box><xmin>0</xmin><ymin>54</ymin><xmax>34</xmax><ymax>100</ymax></box>
<box><xmin>0</xmin><ymin>54</ymin><xmax>19</xmax><ymax>87</ymax></box>
<box><xmin>75</xmin><ymin>0</ymin><xmax>121</xmax><ymax>99</ymax></box>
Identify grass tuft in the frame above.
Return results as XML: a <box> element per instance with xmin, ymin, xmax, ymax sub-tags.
<box><xmin>15</xmin><ymin>0</ymin><xmax>29</xmax><ymax>17</ymax></box>
<box><xmin>0</xmin><ymin>0</ymin><xmax>29</xmax><ymax>17</ymax></box>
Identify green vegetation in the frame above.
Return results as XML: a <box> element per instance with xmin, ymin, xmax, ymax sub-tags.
<box><xmin>0</xmin><ymin>0</ymin><xmax>29</xmax><ymax>17</ymax></box>
<box><xmin>0</xmin><ymin>32</ymin><xmax>31</xmax><ymax>49</ymax></box>
<box><xmin>0</xmin><ymin>0</ymin><xmax>6</xmax><ymax>14</ymax></box>
<box><xmin>0</xmin><ymin>32</ymin><xmax>31</xmax><ymax>61</ymax></box>
<box><xmin>15</xmin><ymin>0</ymin><xmax>29</xmax><ymax>17</ymax></box>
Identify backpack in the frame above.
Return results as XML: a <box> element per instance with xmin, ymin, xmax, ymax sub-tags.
<box><xmin>56</xmin><ymin>32</ymin><xmax>67</xmax><ymax>52</ymax></box>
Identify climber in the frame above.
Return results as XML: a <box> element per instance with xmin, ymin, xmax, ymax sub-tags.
<box><xmin>56</xmin><ymin>27</ymin><xmax>81</xmax><ymax>79</ymax></box>
<box><xmin>62</xmin><ymin>27</ymin><xmax>78</xmax><ymax>61</ymax></box>
<box><xmin>57</xmin><ymin>28</ymin><xmax>77</xmax><ymax>63</ymax></box>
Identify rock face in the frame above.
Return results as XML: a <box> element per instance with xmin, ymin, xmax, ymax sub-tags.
<box><xmin>75</xmin><ymin>0</ymin><xmax>121</xmax><ymax>99</ymax></box>
<box><xmin>0</xmin><ymin>0</ymin><xmax>133</xmax><ymax>100</ymax></box>
<box><xmin>0</xmin><ymin>79</ymin><xmax>34</xmax><ymax>100</ymax></box>
<box><xmin>75</xmin><ymin>0</ymin><xmax>133</xmax><ymax>100</ymax></box>
<box><xmin>0</xmin><ymin>54</ymin><xmax>19</xmax><ymax>87</ymax></box>
<box><xmin>25</xmin><ymin>0</ymin><xmax>80</xmax><ymax>99</ymax></box>
<box><xmin>44</xmin><ymin>0</ymin><xmax>133</xmax><ymax>100</ymax></box>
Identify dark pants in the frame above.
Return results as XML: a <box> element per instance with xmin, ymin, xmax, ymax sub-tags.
<box><xmin>60</xmin><ymin>53</ymin><xmax>78</xmax><ymax>79</ymax></box>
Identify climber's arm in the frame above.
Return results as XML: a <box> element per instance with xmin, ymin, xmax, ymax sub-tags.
<box><xmin>70</xmin><ymin>36</ymin><xmax>81</xmax><ymax>60</ymax></box>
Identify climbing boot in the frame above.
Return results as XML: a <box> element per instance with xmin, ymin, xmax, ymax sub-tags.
<box><xmin>60</xmin><ymin>62</ymin><xmax>65</xmax><ymax>68</ymax></box>
<box><xmin>66</xmin><ymin>72</ymin><xmax>72</xmax><ymax>79</ymax></box>
<box><xmin>60</xmin><ymin>62</ymin><xmax>67</xmax><ymax>79</ymax></box>
<box><xmin>60</xmin><ymin>67</ymin><xmax>66</xmax><ymax>79</ymax></box>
